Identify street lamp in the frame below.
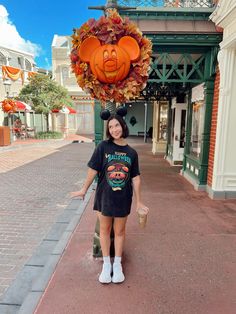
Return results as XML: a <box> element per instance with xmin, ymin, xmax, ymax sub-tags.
<box><xmin>3</xmin><ymin>79</ymin><xmax>13</xmax><ymax>142</ymax></box>
<box><xmin>3</xmin><ymin>78</ymin><xmax>12</xmax><ymax>98</ymax></box>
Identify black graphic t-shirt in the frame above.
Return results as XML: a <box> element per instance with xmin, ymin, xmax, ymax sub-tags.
<box><xmin>87</xmin><ymin>140</ymin><xmax>140</xmax><ymax>217</ymax></box>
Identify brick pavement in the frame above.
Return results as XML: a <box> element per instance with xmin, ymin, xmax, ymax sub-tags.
<box><xmin>33</xmin><ymin>141</ymin><xmax>236</xmax><ymax>314</ymax></box>
<box><xmin>0</xmin><ymin>136</ymin><xmax>94</xmax><ymax>300</ymax></box>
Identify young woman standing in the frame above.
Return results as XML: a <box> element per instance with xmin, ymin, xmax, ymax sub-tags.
<box><xmin>71</xmin><ymin>114</ymin><xmax>148</xmax><ymax>283</ymax></box>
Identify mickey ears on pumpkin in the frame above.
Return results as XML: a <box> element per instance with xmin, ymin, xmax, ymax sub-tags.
<box><xmin>118</xmin><ymin>36</ymin><xmax>140</xmax><ymax>62</ymax></box>
<box><xmin>79</xmin><ymin>36</ymin><xmax>140</xmax><ymax>63</ymax></box>
<box><xmin>100</xmin><ymin>106</ymin><xmax>128</xmax><ymax>120</ymax></box>
<box><xmin>79</xmin><ymin>37</ymin><xmax>101</xmax><ymax>62</ymax></box>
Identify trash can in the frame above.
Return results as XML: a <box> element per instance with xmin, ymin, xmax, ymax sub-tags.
<box><xmin>0</xmin><ymin>126</ymin><xmax>11</xmax><ymax>146</ymax></box>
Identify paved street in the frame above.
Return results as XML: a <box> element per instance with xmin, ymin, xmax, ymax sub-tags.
<box><xmin>0</xmin><ymin>137</ymin><xmax>94</xmax><ymax>301</ymax></box>
<box><xmin>0</xmin><ymin>137</ymin><xmax>236</xmax><ymax>314</ymax></box>
<box><xmin>31</xmin><ymin>140</ymin><xmax>236</xmax><ymax>314</ymax></box>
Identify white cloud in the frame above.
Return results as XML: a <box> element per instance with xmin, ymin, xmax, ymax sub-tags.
<box><xmin>0</xmin><ymin>5</ymin><xmax>41</xmax><ymax>56</ymax></box>
<box><xmin>44</xmin><ymin>57</ymin><xmax>51</xmax><ymax>70</ymax></box>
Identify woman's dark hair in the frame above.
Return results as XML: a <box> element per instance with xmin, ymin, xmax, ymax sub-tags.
<box><xmin>106</xmin><ymin>114</ymin><xmax>129</xmax><ymax>140</ymax></box>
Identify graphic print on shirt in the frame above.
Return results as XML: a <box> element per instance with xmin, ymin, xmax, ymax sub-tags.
<box><xmin>105</xmin><ymin>152</ymin><xmax>131</xmax><ymax>191</ymax></box>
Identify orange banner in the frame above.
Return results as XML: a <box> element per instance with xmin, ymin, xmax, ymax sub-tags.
<box><xmin>2</xmin><ymin>66</ymin><xmax>24</xmax><ymax>84</ymax></box>
<box><xmin>28</xmin><ymin>71</ymin><xmax>37</xmax><ymax>79</ymax></box>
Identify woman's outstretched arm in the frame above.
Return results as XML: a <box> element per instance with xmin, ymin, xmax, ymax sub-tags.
<box><xmin>71</xmin><ymin>168</ymin><xmax>98</xmax><ymax>200</ymax></box>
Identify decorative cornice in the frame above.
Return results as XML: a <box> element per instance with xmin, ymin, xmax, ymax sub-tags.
<box><xmin>120</xmin><ymin>7</ymin><xmax>214</xmax><ymax>20</ymax></box>
<box><xmin>146</xmin><ymin>33</ymin><xmax>222</xmax><ymax>50</ymax></box>
<box><xmin>210</xmin><ymin>0</ymin><xmax>236</xmax><ymax>26</ymax></box>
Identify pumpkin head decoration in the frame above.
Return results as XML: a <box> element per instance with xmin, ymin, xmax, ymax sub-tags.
<box><xmin>78</xmin><ymin>36</ymin><xmax>140</xmax><ymax>84</ymax></box>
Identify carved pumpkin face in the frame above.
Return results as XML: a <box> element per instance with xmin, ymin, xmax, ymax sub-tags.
<box><xmin>79</xmin><ymin>36</ymin><xmax>140</xmax><ymax>84</ymax></box>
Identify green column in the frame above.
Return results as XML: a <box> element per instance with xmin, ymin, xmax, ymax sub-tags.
<box><xmin>198</xmin><ymin>79</ymin><xmax>214</xmax><ymax>185</ymax></box>
<box><xmin>166</xmin><ymin>98</ymin><xmax>172</xmax><ymax>157</ymax></box>
<box><xmin>183</xmin><ymin>89</ymin><xmax>192</xmax><ymax>171</ymax></box>
<box><xmin>94</xmin><ymin>99</ymin><xmax>104</xmax><ymax>146</ymax></box>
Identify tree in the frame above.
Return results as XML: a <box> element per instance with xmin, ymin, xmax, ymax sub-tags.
<box><xmin>18</xmin><ymin>74</ymin><xmax>72</xmax><ymax>131</ymax></box>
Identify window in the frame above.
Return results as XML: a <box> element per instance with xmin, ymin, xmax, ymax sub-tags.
<box><xmin>170</xmin><ymin>108</ymin><xmax>175</xmax><ymax>145</ymax></box>
<box><xmin>0</xmin><ymin>52</ymin><xmax>6</xmax><ymax>65</ymax></box>
<box><xmin>62</xmin><ymin>67</ymin><xmax>69</xmax><ymax>79</ymax></box>
<box><xmin>25</xmin><ymin>59</ymin><xmax>32</xmax><ymax>71</ymax></box>
<box><xmin>190</xmin><ymin>100</ymin><xmax>205</xmax><ymax>158</ymax></box>
<box><xmin>17</xmin><ymin>57</ymin><xmax>23</xmax><ymax>68</ymax></box>
<box><xmin>159</xmin><ymin>102</ymin><xmax>168</xmax><ymax>141</ymax></box>
<box><xmin>9</xmin><ymin>56</ymin><xmax>19</xmax><ymax>68</ymax></box>
<box><xmin>180</xmin><ymin>110</ymin><xmax>186</xmax><ymax>148</ymax></box>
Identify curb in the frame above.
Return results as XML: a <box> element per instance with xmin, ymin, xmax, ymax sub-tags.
<box><xmin>0</xmin><ymin>187</ymin><xmax>95</xmax><ymax>314</ymax></box>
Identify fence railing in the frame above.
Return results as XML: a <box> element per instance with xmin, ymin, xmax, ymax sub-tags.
<box><xmin>118</xmin><ymin>0</ymin><xmax>215</xmax><ymax>8</ymax></box>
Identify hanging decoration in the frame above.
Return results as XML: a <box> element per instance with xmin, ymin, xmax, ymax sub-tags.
<box><xmin>1</xmin><ymin>99</ymin><xmax>17</xmax><ymax>113</ymax></box>
<box><xmin>2</xmin><ymin>66</ymin><xmax>24</xmax><ymax>84</ymax></box>
<box><xmin>71</xmin><ymin>9</ymin><xmax>152</xmax><ymax>104</ymax></box>
<box><xmin>27</xmin><ymin>71</ymin><xmax>37</xmax><ymax>79</ymax></box>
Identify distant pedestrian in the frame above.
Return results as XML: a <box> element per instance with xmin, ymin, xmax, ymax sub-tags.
<box><xmin>71</xmin><ymin>113</ymin><xmax>148</xmax><ymax>284</ymax></box>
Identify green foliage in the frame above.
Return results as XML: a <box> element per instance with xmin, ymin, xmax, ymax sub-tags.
<box><xmin>35</xmin><ymin>131</ymin><xmax>63</xmax><ymax>139</ymax></box>
<box><xmin>18</xmin><ymin>74</ymin><xmax>72</xmax><ymax>114</ymax></box>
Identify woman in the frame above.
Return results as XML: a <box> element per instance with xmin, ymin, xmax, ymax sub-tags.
<box><xmin>71</xmin><ymin>114</ymin><xmax>148</xmax><ymax>284</ymax></box>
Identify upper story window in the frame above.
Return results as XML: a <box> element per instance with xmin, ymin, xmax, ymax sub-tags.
<box><xmin>9</xmin><ymin>56</ymin><xmax>19</xmax><ymax>68</ymax></box>
<box><xmin>0</xmin><ymin>52</ymin><xmax>7</xmax><ymax>65</ymax></box>
<box><xmin>17</xmin><ymin>57</ymin><xmax>23</xmax><ymax>69</ymax></box>
<box><xmin>25</xmin><ymin>59</ymin><xmax>32</xmax><ymax>71</ymax></box>
<box><xmin>62</xmin><ymin>67</ymin><xmax>69</xmax><ymax>80</ymax></box>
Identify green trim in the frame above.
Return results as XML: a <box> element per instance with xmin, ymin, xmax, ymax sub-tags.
<box><xmin>182</xmin><ymin>78</ymin><xmax>214</xmax><ymax>185</ymax></box>
<box><xmin>94</xmin><ymin>99</ymin><xmax>103</xmax><ymax>146</ymax></box>
<box><xmin>120</xmin><ymin>7</ymin><xmax>214</xmax><ymax>20</ymax></box>
<box><xmin>183</xmin><ymin>90</ymin><xmax>192</xmax><ymax>171</ymax></box>
<box><xmin>198</xmin><ymin>78</ymin><xmax>214</xmax><ymax>184</ymax></box>
<box><xmin>148</xmin><ymin>34</ymin><xmax>222</xmax><ymax>48</ymax></box>
<box><xmin>149</xmin><ymin>52</ymin><xmax>206</xmax><ymax>84</ymax></box>
<box><xmin>166</xmin><ymin>99</ymin><xmax>172</xmax><ymax>156</ymax></box>
<box><xmin>184</xmin><ymin>154</ymin><xmax>201</xmax><ymax>183</ymax></box>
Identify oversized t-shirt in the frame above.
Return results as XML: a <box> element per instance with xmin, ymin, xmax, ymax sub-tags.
<box><xmin>88</xmin><ymin>140</ymin><xmax>140</xmax><ymax>217</ymax></box>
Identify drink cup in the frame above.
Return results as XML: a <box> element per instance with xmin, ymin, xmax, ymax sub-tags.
<box><xmin>137</xmin><ymin>208</ymin><xmax>148</xmax><ymax>228</ymax></box>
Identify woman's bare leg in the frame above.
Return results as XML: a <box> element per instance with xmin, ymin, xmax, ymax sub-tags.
<box><xmin>112</xmin><ymin>216</ymin><xmax>128</xmax><ymax>283</ymax></box>
<box><xmin>97</xmin><ymin>212</ymin><xmax>112</xmax><ymax>256</ymax></box>
<box><xmin>97</xmin><ymin>212</ymin><xmax>113</xmax><ymax>283</ymax></box>
<box><xmin>113</xmin><ymin>216</ymin><xmax>127</xmax><ymax>257</ymax></box>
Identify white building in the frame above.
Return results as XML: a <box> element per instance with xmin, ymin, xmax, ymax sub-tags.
<box><xmin>209</xmin><ymin>0</ymin><xmax>236</xmax><ymax>198</ymax></box>
<box><xmin>0</xmin><ymin>46</ymin><xmax>36</xmax><ymax>126</ymax></box>
<box><xmin>52</xmin><ymin>35</ymin><xmax>94</xmax><ymax>135</ymax></box>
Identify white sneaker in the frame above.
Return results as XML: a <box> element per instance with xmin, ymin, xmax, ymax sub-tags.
<box><xmin>99</xmin><ymin>263</ymin><xmax>112</xmax><ymax>284</ymax></box>
<box><xmin>112</xmin><ymin>262</ymin><xmax>125</xmax><ymax>283</ymax></box>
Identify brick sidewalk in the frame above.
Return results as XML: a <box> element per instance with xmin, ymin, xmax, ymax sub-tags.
<box><xmin>0</xmin><ymin>134</ymin><xmax>93</xmax><ymax>301</ymax></box>
<box><xmin>33</xmin><ymin>142</ymin><xmax>236</xmax><ymax>314</ymax></box>
<box><xmin>1</xmin><ymin>137</ymin><xmax>236</xmax><ymax>314</ymax></box>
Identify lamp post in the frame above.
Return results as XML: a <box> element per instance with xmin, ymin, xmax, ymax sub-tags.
<box><xmin>3</xmin><ymin>78</ymin><xmax>12</xmax><ymax>98</ymax></box>
<box><xmin>3</xmin><ymin>79</ymin><xmax>13</xmax><ymax>142</ymax></box>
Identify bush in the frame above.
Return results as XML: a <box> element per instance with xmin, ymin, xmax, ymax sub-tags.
<box><xmin>35</xmin><ymin>131</ymin><xmax>63</xmax><ymax>139</ymax></box>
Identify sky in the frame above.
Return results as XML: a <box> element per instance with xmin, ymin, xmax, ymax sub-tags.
<box><xmin>0</xmin><ymin>0</ymin><xmax>104</xmax><ymax>70</ymax></box>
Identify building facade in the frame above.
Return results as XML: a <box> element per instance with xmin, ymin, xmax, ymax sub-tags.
<box><xmin>52</xmin><ymin>35</ymin><xmax>94</xmax><ymax>135</ymax></box>
<box><xmin>209</xmin><ymin>0</ymin><xmax>236</xmax><ymax>198</ymax></box>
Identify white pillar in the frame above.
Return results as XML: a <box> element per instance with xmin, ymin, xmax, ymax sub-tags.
<box><xmin>211</xmin><ymin>48</ymin><xmax>236</xmax><ymax>195</ymax></box>
<box><xmin>152</xmin><ymin>101</ymin><xmax>159</xmax><ymax>154</ymax></box>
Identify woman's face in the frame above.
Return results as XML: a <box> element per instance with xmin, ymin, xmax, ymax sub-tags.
<box><xmin>108</xmin><ymin>118</ymin><xmax>123</xmax><ymax>140</ymax></box>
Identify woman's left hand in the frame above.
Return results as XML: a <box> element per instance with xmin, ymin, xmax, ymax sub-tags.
<box><xmin>136</xmin><ymin>203</ymin><xmax>149</xmax><ymax>214</ymax></box>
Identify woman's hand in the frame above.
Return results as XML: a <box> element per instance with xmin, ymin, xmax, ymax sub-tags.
<box><xmin>136</xmin><ymin>203</ymin><xmax>149</xmax><ymax>214</ymax></box>
<box><xmin>70</xmin><ymin>188</ymin><xmax>87</xmax><ymax>200</ymax></box>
